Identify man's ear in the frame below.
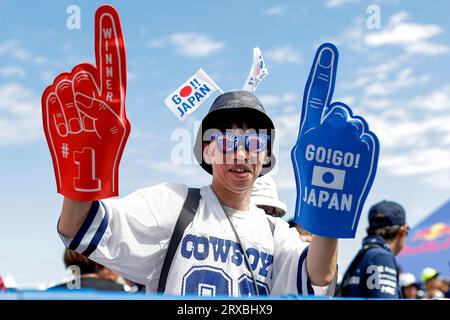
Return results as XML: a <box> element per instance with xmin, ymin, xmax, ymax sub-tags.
<box><xmin>203</xmin><ymin>142</ymin><xmax>214</xmax><ymax>165</ymax></box>
<box><xmin>263</xmin><ymin>150</ymin><xmax>271</xmax><ymax>165</ymax></box>
<box><xmin>399</xmin><ymin>225</ymin><xmax>407</xmax><ymax>237</ymax></box>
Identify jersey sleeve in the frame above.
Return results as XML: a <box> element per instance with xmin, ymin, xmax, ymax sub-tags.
<box><xmin>270</xmin><ymin>218</ymin><xmax>337</xmax><ymax>297</ymax></box>
<box><xmin>58</xmin><ymin>182</ymin><xmax>188</xmax><ymax>286</ymax></box>
<box><xmin>363</xmin><ymin>252</ymin><xmax>400</xmax><ymax>298</ymax></box>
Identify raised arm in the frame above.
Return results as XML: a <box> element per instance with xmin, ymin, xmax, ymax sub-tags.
<box><xmin>58</xmin><ymin>198</ymin><xmax>93</xmax><ymax>238</ymax></box>
<box><xmin>307</xmin><ymin>236</ymin><xmax>338</xmax><ymax>286</ymax></box>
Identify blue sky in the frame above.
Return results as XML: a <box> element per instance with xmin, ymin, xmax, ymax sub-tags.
<box><xmin>0</xmin><ymin>0</ymin><xmax>449</xmax><ymax>288</ymax></box>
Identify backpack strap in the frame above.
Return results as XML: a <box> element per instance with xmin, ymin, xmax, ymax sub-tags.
<box><xmin>157</xmin><ymin>188</ymin><xmax>201</xmax><ymax>293</ymax></box>
<box><xmin>337</xmin><ymin>243</ymin><xmax>382</xmax><ymax>296</ymax></box>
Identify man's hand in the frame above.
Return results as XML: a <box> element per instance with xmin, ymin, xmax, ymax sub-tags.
<box><xmin>42</xmin><ymin>5</ymin><xmax>130</xmax><ymax>201</ymax></box>
<box><xmin>291</xmin><ymin>43</ymin><xmax>379</xmax><ymax>238</ymax></box>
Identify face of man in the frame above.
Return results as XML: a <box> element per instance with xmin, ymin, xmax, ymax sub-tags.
<box><xmin>205</xmin><ymin>125</ymin><xmax>269</xmax><ymax>193</ymax></box>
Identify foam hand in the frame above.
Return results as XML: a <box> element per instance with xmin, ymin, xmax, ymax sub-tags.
<box><xmin>291</xmin><ymin>43</ymin><xmax>379</xmax><ymax>238</ymax></box>
<box><xmin>42</xmin><ymin>5</ymin><xmax>130</xmax><ymax>201</ymax></box>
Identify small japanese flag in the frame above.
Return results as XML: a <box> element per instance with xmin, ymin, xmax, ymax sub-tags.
<box><xmin>243</xmin><ymin>47</ymin><xmax>268</xmax><ymax>92</ymax></box>
<box><xmin>164</xmin><ymin>68</ymin><xmax>223</xmax><ymax>122</ymax></box>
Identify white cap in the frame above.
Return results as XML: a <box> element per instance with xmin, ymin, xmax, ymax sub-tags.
<box><xmin>400</xmin><ymin>272</ymin><xmax>418</xmax><ymax>287</ymax></box>
<box><xmin>251</xmin><ymin>175</ymin><xmax>287</xmax><ymax>216</ymax></box>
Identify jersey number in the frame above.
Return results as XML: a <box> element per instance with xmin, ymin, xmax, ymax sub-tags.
<box><xmin>182</xmin><ymin>266</ymin><xmax>269</xmax><ymax>296</ymax></box>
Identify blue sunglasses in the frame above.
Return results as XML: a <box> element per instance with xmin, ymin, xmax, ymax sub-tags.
<box><xmin>210</xmin><ymin>132</ymin><xmax>271</xmax><ymax>153</ymax></box>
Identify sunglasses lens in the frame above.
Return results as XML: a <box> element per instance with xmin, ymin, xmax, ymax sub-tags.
<box><xmin>216</xmin><ymin>135</ymin><xmax>235</xmax><ymax>153</ymax></box>
<box><xmin>246</xmin><ymin>135</ymin><xmax>267</xmax><ymax>152</ymax></box>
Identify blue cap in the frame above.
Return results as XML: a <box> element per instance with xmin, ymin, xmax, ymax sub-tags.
<box><xmin>368</xmin><ymin>200</ymin><xmax>407</xmax><ymax>229</ymax></box>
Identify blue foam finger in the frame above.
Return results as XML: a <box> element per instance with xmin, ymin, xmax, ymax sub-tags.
<box><xmin>292</xmin><ymin>45</ymin><xmax>380</xmax><ymax>239</ymax></box>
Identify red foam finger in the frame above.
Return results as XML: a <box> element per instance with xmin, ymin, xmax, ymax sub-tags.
<box><xmin>75</xmin><ymin>93</ymin><xmax>101</xmax><ymax>111</ymax></box>
<box><xmin>71</xmin><ymin>64</ymin><xmax>101</xmax><ymax>131</ymax></box>
<box><xmin>42</xmin><ymin>89</ymin><xmax>66</xmax><ymax>190</ymax></box>
<box><xmin>45</xmin><ymin>91</ymin><xmax>68</xmax><ymax>137</ymax></box>
<box><xmin>94</xmin><ymin>5</ymin><xmax>127</xmax><ymax>116</ymax></box>
<box><xmin>72</xmin><ymin>64</ymin><xmax>100</xmax><ymax>98</ymax></box>
<box><xmin>42</xmin><ymin>87</ymin><xmax>55</xmax><ymax>139</ymax></box>
<box><xmin>55</xmin><ymin>80</ymin><xmax>82</xmax><ymax>133</ymax></box>
<box><xmin>41</xmin><ymin>5</ymin><xmax>131</xmax><ymax>201</ymax></box>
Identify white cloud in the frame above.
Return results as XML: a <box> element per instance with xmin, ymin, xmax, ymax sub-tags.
<box><xmin>0</xmin><ymin>40</ymin><xmax>16</xmax><ymax>55</ymax></box>
<box><xmin>0</xmin><ymin>83</ymin><xmax>41</xmax><ymax>145</ymax></box>
<box><xmin>361</xmin><ymin>107</ymin><xmax>450</xmax><ymax>192</ymax></box>
<box><xmin>364</xmin><ymin>12</ymin><xmax>449</xmax><ymax>56</ymax></box>
<box><xmin>406</xmin><ymin>42</ymin><xmax>449</xmax><ymax>56</ymax></box>
<box><xmin>147</xmin><ymin>38</ymin><xmax>166</xmax><ymax>49</ymax></box>
<box><xmin>366</xmin><ymin>12</ymin><xmax>439</xmax><ymax>46</ymax></box>
<box><xmin>0</xmin><ymin>40</ymin><xmax>46</xmax><ymax>65</ymax></box>
<box><xmin>147</xmin><ymin>33</ymin><xmax>225</xmax><ymax>58</ymax></box>
<box><xmin>408</xmin><ymin>85</ymin><xmax>450</xmax><ymax>111</ymax></box>
<box><xmin>326</xmin><ymin>17</ymin><xmax>368</xmax><ymax>53</ymax></box>
<box><xmin>361</xmin><ymin>98</ymin><xmax>396</xmax><ymax>110</ymax></box>
<box><xmin>0</xmin><ymin>66</ymin><xmax>25</xmax><ymax>77</ymax></box>
<box><xmin>262</xmin><ymin>6</ymin><xmax>286</xmax><ymax>16</ymax></box>
<box><xmin>266</xmin><ymin>46</ymin><xmax>301</xmax><ymax>64</ymax></box>
<box><xmin>422</xmin><ymin>170</ymin><xmax>450</xmax><ymax>190</ymax></box>
<box><xmin>259</xmin><ymin>93</ymin><xmax>298</xmax><ymax>106</ymax></box>
<box><xmin>326</xmin><ymin>0</ymin><xmax>359</xmax><ymax>8</ymax></box>
<box><xmin>170</xmin><ymin>32</ymin><xmax>224</xmax><ymax>57</ymax></box>
<box><xmin>363</xmin><ymin>68</ymin><xmax>430</xmax><ymax>98</ymax></box>
<box><xmin>40</xmin><ymin>69</ymin><xmax>55</xmax><ymax>83</ymax></box>
<box><xmin>334</xmin><ymin>95</ymin><xmax>356</xmax><ymax>105</ymax></box>
<box><xmin>380</xmin><ymin>148</ymin><xmax>450</xmax><ymax>176</ymax></box>
<box><xmin>341</xmin><ymin>55</ymin><xmax>430</xmax><ymax>111</ymax></box>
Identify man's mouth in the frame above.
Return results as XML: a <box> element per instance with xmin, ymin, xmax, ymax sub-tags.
<box><xmin>229</xmin><ymin>165</ymin><xmax>252</xmax><ymax>174</ymax></box>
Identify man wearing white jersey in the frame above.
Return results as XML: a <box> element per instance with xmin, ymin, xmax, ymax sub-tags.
<box><xmin>45</xmin><ymin>5</ymin><xmax>338</xmax><ymax>297</ymax></box>
<box><xmin>57</xmin><ymin>90</ymin><xmax>338</xmax><ymax>297</ymax></box>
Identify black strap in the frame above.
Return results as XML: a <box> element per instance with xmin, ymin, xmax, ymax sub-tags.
<box><xmin>337</xmin><ymin>243</ymin><xmax>382</xmax><ymax>296</ymax></box>
<box><xmin>157</xmin><ymin>188</ymin><xmax>201</xmax><ymax>293</ymax></box>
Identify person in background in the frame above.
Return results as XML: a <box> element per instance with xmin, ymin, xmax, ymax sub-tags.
<box><xmin>399</xmin><ymin>272</ymin><xmax>423</xmax><ymax>299</ymax></box>
<box><xmin>250</xmin><ymin>175</ymin><xmax>287</xmax><ymax>218</ymax></box>
<box><xmin>251</xmin><ymin>175</ymin><xmax>312</xmax><ymax>242</ymax></box>
<box><xmin>441</xmin><ymin>279</ymin><xmax>450</xmax><ymax>298</ymax></box>
<box><xmin>421</xmin><ymin>267</ymin><xmax>447</xmax><ymax>299</ymax></box>
<box><xmin>49</xmin><ymin>249</ymin><xmax>125</xmax><ymax>292</ymax></box>
<box><xmin>339</xmin><ymin>200</ymin><xmax>409</xmax><ymax>298</ymax></box>
<box><xmin>442</xmin><ymin>279</ymin><xmax>450</xmax><ymax>299</ymax></box>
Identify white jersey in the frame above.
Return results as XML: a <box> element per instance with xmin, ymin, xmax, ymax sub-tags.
<box><xmin>59</xmin><ymin>182</ymin><xmax>336</xmax><ymax>297</ymax></box>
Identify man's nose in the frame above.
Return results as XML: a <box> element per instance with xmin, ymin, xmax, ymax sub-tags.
<box><xmin>235</xmin><ymin>145</ymin><xmax>248</xmax><ymax>161</ymax></box>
